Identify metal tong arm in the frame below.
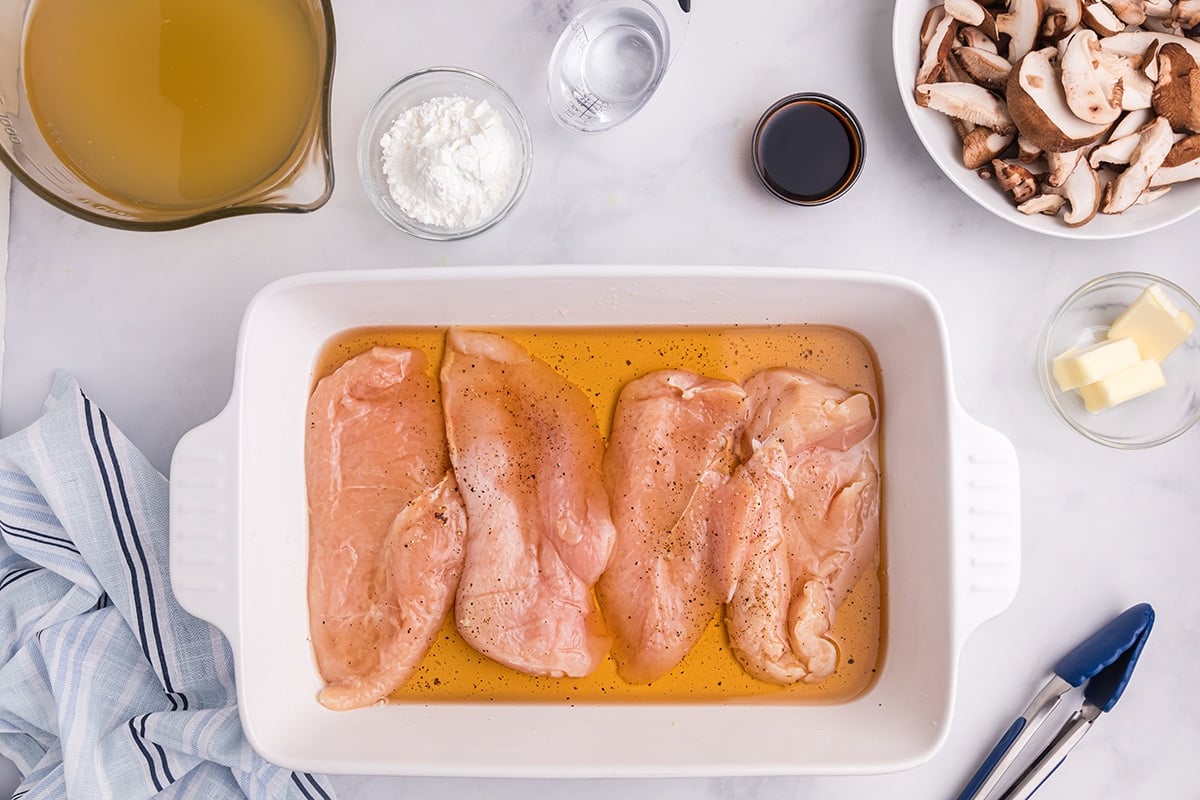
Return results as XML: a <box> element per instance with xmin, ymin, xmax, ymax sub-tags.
<box><xmin>953</xmin><ymin>675</ymin><xmax>1073</xmax><ymax>800</ymax></box>
<box><xmin>999</xmin><ymin>702</ymin><xmax>1103</xmax><ymax>800</ymax></box>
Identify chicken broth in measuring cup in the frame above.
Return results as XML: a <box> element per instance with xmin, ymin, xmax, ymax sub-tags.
<box><xmin>310</xmin><ymin>325</ymin><xmax>886</xmax><ymax>704</ymax></box>
<box><xmin>22</xmin><ymin>0</ymin><xmax>323</xmax><ymax>209</ymax></box>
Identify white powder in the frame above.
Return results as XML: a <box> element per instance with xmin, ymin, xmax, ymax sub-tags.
<box><xmin>379</xmin><ymin>95</ymin><xmax>517</xmax><ymax>229</ymax></box>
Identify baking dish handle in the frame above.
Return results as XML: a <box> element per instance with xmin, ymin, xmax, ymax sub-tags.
<box><xmin>952</xmin><ymin>408</ymin><xmax>1021</xmax><ymax>647</ymax></box>
<box><xmin>169</xmin><ymin>407</ymin><xmax>239</xmax><ymax>640</ymax></box>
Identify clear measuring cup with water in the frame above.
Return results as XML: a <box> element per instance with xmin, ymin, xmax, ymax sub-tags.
<box><xmin>547</xmin><ymin>0</ymin><xmax>691</xmax><ymax>133</ymax></box>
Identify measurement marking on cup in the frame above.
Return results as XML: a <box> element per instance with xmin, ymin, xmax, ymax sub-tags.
<box><xmin>572</xmin><ymin>90</ymin><xmax>607</xmax><ymax>119</ymax></box>
<box><xmin>0</xmin><ymin>112</ymin><xmax>22</xmax><ymax>145</ymax></box>
<box><xmin>571</xmin><ymin>23</ymin><xmax>590</xmax><ymax>52</ymax></box>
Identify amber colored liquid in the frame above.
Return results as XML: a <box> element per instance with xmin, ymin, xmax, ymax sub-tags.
<box><xmin>313</xmin><ymin>326</ymin><xmax>886</xmax><ymax>704</ymax></box>
<box><xmin>22</xmin><ymin>0</ymin><xmax>322</xmax><ymax>209</ymax></box>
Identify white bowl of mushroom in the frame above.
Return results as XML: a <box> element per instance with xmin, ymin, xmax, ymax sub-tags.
<box><xmin>894</xmin><ymin>0</ymin><xmax>1200</xmax><ymax>238</ymax></box>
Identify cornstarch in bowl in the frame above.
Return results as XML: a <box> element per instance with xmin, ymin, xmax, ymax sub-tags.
<box><xmin>381</xmin><ymin>96</ymin><xmax>515</xmax><ymax>228</ymax></box>
<box><xmin>357</xmin><ymin>67</ymin><xmax>533</xmax><ymax>241</ymax></box>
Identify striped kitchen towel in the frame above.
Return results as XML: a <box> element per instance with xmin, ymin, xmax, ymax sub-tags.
<box><xmin>0</xmin><ymin>373</ymin><xmax>335</xmax><ymax>800</ymax></box>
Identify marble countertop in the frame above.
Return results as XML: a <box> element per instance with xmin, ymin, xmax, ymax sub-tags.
<box><xmin>2</xmin><ymin>1</ymin><xmax>1198</xmax><ymax>798</ymax></box>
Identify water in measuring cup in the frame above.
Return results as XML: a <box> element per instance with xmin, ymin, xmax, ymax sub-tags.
<box><xmin>548</xmin><ymin>0</ymin><xmax>668</xmax><ymax>133</ymax></box>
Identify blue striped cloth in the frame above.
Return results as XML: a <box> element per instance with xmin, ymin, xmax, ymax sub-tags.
<box><xmin>0</xmin><ymin>374</ymin><xmax>336</xmax><ymax>800</ymax></box>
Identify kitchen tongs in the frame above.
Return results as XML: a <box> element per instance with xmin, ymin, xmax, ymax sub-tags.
<box><xmin>954</xmin><ymin>603</ymin><xmax>1155</xmax><ymax>800</ymax></box>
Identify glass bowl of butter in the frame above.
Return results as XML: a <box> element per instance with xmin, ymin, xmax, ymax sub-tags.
<box><xmin>1040</xmin><ymin>272</ymin><xmax>1200</xmax><ymax>449</ymax></box>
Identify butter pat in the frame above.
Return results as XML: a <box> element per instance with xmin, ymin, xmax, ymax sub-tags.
<box><xmin>1077</xmin><ymin>359</ymin><xmax>1166</xmax><ymax>413</ymax></box>
<box><xmin>1108</xmin><ymin>283</ymin><xmax>1196</xmax><ymax>362</ymax></box>
<box><xmin>1052</xmin><ymin>337</ymin><xmax>1141</xmax><ymax>391</ymax></box>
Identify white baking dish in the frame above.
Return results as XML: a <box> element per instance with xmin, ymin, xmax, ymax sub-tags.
<box><xmin>168</xmin><ymin>265</ymin><xmax>1020</xmax><ymax>777</ymax></box>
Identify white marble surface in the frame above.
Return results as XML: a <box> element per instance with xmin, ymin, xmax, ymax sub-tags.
<box><xmin>2</xmin><ymin>1</ymin><xmax>1199</xmax><ymax>798</ymax></box>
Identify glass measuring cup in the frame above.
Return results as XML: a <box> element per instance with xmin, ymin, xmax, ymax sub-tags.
<box><xmin>0</xmin><ymin>0</ymin><xmax>335</xmax><ymax>231</ymax></box>
<box><xmin>547</xmin><ymin>0</ymin><xmax>691</xmax><ymax>133</ymax></box>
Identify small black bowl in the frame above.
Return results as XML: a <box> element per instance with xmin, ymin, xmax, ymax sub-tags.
<box><xmin>752</xmin><ymin>93</ymin><xmax>865</xmax><ymax>206</ymax></box>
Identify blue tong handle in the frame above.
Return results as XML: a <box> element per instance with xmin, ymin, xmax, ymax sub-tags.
<box><xmin>953</xmin><ymin>603</ymin><xmax>1155</xmax><ymax>800</ymax></box>
<box><xmin>954</xmin><ymin>717</ymin><xmax>1030</xmax><ymax>800</ymax></box>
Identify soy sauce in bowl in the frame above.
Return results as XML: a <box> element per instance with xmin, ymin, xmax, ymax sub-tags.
<box><xmin>752</xmin><ymin>93</ymin><xmax>864</xmax><ymax>206</ymax></box>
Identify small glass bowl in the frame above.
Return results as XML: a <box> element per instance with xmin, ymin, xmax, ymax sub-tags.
<box><xmin>357</xmin><ymin>67</ymin><xmax>533</xmax><ymax>241</ymax></box>
<box><xmin>1038</xmin><ymin>272</ymin><xmax>1200</xmax><ymax>449</ymax></box>
<box><xmin>751</xmin><ymin>92</ymin><xmax>865</xmax><ymax>206</ymax></box>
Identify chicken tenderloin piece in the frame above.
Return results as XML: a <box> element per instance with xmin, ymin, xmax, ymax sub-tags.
<box><xmin>598</xmin><ymin>371</ymin><xmax>748</xmax><ymax>684</ymax></box>
<box><xmin>306</xmin><ymin>347</ymin><xmax>468</xmax><ymax>711</ymax></box>
<box><xmin>721</xmin><ymin>368</ymin><xmax>880</xmax><ymax>686</ymax></box>
<box><xmin>441</xmin><ymin>329</ymin><xmax>616</xmax><ymax>678</ymax></box>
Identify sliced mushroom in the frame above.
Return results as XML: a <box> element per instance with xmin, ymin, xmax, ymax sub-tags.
<box><xmin>916</xmin><ymin>14</ymin><xmax>961</xmax><ymax>88</ymax></box>
<box><xmin>1094</xmin><ymin>49</ymin><xmax>1156</xmax><ymax>108</ymax></box>
<box><xmin>1007</xmin><ymin>48</ymin><xmax>1111</xmax><ymax>151</ymax></box>
<box><xmin>959</xmin><ymin>25</ymin><xmax>1000</xmax><ymax>53</ymax></box>
<box><xmin>1046</xmin><ymin>147</ymin><xmax>1085</xmax><ymax>185</ymax></box>
<box><xmin>1018</xmin><ymin>134</ymin><xmax>1044</xmax><ymax>161</ymax></box>
<box><xmin>917</xmin><ymin>82</ymin><xmax>1016</xmax><ymax>132</ymax></box>
<box><xmin>993</xmin><ymin>158</ymin><xmax>1041</xmax><ymax>201</ymax></box>
<box><xmin>1152</xmin><ymin>42</ymin><xmax>1200</xmax><ymax>132</ymax></box>
<box><xmin>1018</xmin><ymin>192</ymin><xmax>1068</xmax><ymax>213</ymax></box>
<box><xmin>977</xmin><ymin>8</ymin><xmax>1002</xmax><ymax>40</ymax></box>
<box><xmin>1149</xmin><ymin>133</ymin><xmax>1200</xmax><ymax>184</ymax></box>
<box><xmin>1149</xmin><ymin>160</ymin><xmax>1200</xmax><ymax>184</ymax></box>
<box><xmin>1135</xmin><ymin>185</ymin><xmax>1171</xmax><ymax>202</ymax></box>
<box><xmin>921</xmin><ymin>5</ymin><xmax>948</xmax><ymax>47</ymax></box>
<box><xmin>1110</xmin><ymin>106</ymin><xmax>1156</xmax><ymax>138</ymax></box>
<box><xmin>1042</xmin><ymin>0</ymin><xmax>1085</xmax><ymax>40</ymax></box>
<box><xmin>1089</xmin><ymin>129</ymin><xmax>1144</xmax><ymax>166</ymax></box>
<box><xmin>1061</xmin><ymin>29</ymin><xmax>1125</xmax><ymax>123</ymax></box>
<box><xmin>1042</xmin><ymin>11</ymin><xmax>1073</xmax><ymax>41</ymax></box>
<box><xmin>945</xmin><ymin>0</ymin><xmax>987</xmax><ymax>26</ymax></box>
<box><xmin>1173</xmin><ymin>0</ymin><xmax>1200</xmax><ymax>30</ymax></box>
<box><xmin>1142</xmin><ymin>40</ymin><xmax>1161</xmax><ymax>81</ymax></box>
<box><xmin>1106</xmin><ymin>0</ymin><xmax>1147</xmax><ymax>25</ymax></box>
<box><xmin>942</xmin><ymin>49</ymin><xmax>979</xmax><ymax>83</ymax></box>
<box><xmin>997</xmin><ymin>0</ymin><xmax>1046</xmax><ymax>61</ymax></box>
<box><xmin>1082</xmin><ymin>1</ymin><xmax>1126</xmax><ymax>36</ymax></box>
<box><xmin>1101</xmin><ymin>30</ymin><xmax>1200</xmax><ymax>63</ymax></box>
<box><xmin>1142</xmin><ymin>0</ymin><xmax>1173</xmax><ymax>20</ymax></box>
<box><xmin>963</xmin><ymin>127</ymin><xmax>1016</xmax><ymax>168</ymax></box>
<box><xmin>1051</xmin><ymin>0</ymin><xmax>1085</xmax><ymax>27</ymax></box>
<box><xmin>1054</xmin><ymin>158</ymin><xmax>1103</xmax><ymax>224</ymax></box>
<box><xmin>1101</xmin><ymin>114</ymin><xmax>1174</xmax><ymax>212</ymax></box>
<box><xmin>953</xmin><ymin>45</ymin><xmax>1014</xmax><ymax>90</ymax></box>
<box><xmin>1162</xmin><ymin>131</ymin><xmax>1200</xmax><ymax>162</ymax></box>
<box><xmin>1144</xmin><ymin>17</ymin><xmax>1181</xmax><ymax>34</ymax></box>
<box><xmin>1088</xmin><ymin>124</ymin><xmax>1186</xmax><ymax>165</ymax></box>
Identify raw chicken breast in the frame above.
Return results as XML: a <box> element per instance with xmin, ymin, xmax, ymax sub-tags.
<box><xmin>441</xmin><ymin>329</ymin><xmax>616</xmax><ymax>678</ymax></box>
<box><xmin>598</xmin><ymin>371</ymin><xmax>748</xmax><ymax>684</ymax></box>
<box><xmin>307</xmin><ymin>347</ymin><xmax>467</xmax><ymax>710</ymax></box>
<box><xmin>720</xmin><ymin>368</ymin><xmax>879</xmax><ymax>686</ymax></box>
